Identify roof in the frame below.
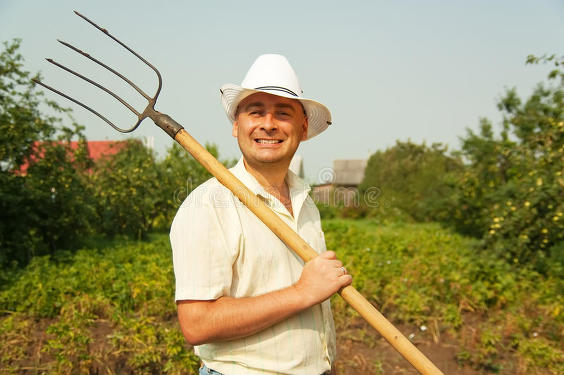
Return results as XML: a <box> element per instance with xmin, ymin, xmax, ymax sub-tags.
<box><xmin>18</xmin><ymin>140</ymin><xmax>126</xmax><ymax>175</ymax></box>
<box><xmin>82</xmin><ymin>140</ymin><xmax>126</xmax><ymax>161</ymax></box>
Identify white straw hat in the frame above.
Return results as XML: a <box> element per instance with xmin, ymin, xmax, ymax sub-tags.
<box><xmin>220</xmin><ymin>54</ymin><xmax>332</xmax><ymax>140</ymax></box>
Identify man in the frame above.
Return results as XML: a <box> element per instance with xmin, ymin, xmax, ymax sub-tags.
<box><xmin>170</xmin><ymin>54</ymin><xmax>352</xmax><ymax>375</ymax></box>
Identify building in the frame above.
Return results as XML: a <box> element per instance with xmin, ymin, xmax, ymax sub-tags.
<box><xmin>312</xmin><ymin>159</ymin><xmax>367</xmax><ymax>206</ymax></box>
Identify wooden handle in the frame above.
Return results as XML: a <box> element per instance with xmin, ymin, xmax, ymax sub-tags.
<box><xmin>174</xmin><ymin>129</ymin><xmax>444</xmax><ymax>375</ymax></box>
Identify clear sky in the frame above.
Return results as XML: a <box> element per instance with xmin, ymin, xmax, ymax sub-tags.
<box><xmin>1</xmin><ymin>0</ymin><xmax>563</xmax><ymax>183</ymax></box>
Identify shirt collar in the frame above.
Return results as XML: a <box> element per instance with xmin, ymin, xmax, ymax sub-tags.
<box><xmin>230</xmin><ymin>157</ymin><xmax>311</xmax><ymax>218</ymax></box>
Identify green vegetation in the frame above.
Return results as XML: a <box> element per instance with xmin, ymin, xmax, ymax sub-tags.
<box><xmin>359</xmin><ymin>54</ymin><xmax>564</xmax><ymax>272</ymax></box>
<box><xmin>0</xmin><ymin>234</ymin><xmax>200</xmax><ymax>374</ymax></box>
<box><xmin>0</xmin><ymin>39</ymin><xmax>92</xmax><ymax>269</ymax></box>
<box><xmin>1</xmin><ymin>221</ymin><xmax>561</xmax><ymax>374</ymax></box>
<box><xmin>325</xmin><ymin>219</ymin><xmax>562</xmax><ymax>374</ymax></box>
<box><xmin>452</xmin><ymin>55</ymin><xmax>564</xmax><ymax>269</ymax></box>
<box><xmin>359</xmin><ymin>141</ymin><xmax>462</xmax><ymax>223</ymax></box>
<box><xmin>0</xmin><ymin>40</ymin><xmax>232</xmax><ymax>269</ymax></box>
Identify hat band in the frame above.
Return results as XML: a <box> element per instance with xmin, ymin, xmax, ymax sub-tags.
<box><xmin>254</xmin><ymin>86</ymin><xmax>299</xmax><ymax>97</ymax></box>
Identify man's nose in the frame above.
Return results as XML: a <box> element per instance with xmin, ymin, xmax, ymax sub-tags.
<box><xmin>260</xmin><ymin>112</ymin><xmax>277</xmax><ymax>131</ymax></box>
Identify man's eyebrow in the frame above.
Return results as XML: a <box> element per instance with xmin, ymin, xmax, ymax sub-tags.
<box><xmin>243</xmin><ymin>102</ymin><xmax>264</xmax><ymax>110</ymax></box>
<box><xmin>274</xmin><ymin>103</ymin><xmax>296</xmax><ymax>112</ymax></box>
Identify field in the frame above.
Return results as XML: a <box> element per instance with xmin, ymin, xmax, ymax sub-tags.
<box><xmin>1</xmin><ymin>219</ymin><xmax>562</xmax><ymax>374</ymax></box>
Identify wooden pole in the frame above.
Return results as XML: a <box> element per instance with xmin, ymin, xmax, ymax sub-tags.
<box><xmin>173</xmin><ymin>128</ymin><xmax>444</xmax><ymax>375</ymax></box>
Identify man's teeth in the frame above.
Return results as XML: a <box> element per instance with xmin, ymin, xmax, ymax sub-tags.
<box><xmin>256</xmin><ymin>139</ymin><xmax>281</xmax><ymax>144</ymax></box>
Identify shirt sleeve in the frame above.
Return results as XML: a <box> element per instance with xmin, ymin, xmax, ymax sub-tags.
<box><xmin>170</xmin><ymin>182</ymin><xmax>238</xmax><ymax>301</ymax></box>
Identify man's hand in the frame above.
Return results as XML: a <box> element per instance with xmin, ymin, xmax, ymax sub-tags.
<box><xmin>293</xmin><ymin>251</ymin><xmax>353</xmax><ymax>307</ymax></box>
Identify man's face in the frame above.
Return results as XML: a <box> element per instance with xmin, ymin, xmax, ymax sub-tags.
<box><xmin>233</xmin><ymin>92</ymin><xmax>308</xmax><ymax>168</ymax></box>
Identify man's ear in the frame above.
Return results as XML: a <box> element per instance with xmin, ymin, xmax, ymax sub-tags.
<box><xmin>232</xmin><ymin>121</ymin><xmax>239</xmax><ymax>137</ymax></box>
<box><xmin>301</xmin><ymin>117</ymin><xmax>309</xmax><ymax>141</ymax></box>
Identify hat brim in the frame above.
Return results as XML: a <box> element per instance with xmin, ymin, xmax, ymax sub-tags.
<box><xmin>220</xmin><ymin>84</ymin><xmax>332</xmax><ymax>140</ymax></box>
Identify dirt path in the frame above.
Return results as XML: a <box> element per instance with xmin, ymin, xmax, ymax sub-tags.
<box><xmin>334</xmin><ymin>318</ymin><xmax>481</xmax><ymax>375</ymax></box>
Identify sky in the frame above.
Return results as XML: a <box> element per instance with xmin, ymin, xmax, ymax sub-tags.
<box><xmin>1</xmin><ymin>0</ymin><xmax>563</xmax><ymax>183</ymax></box>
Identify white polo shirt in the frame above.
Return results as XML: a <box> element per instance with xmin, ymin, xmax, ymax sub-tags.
<box><xmin>170</xmin><ymin>157</ymin><xmax>335</xmax><ymax>375</ymax></box>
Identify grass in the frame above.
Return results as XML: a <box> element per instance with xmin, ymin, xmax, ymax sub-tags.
<box><xmin>0</xmin><ymin>220</ymin><xmax>562</xmax><ymax>374</ymax></box>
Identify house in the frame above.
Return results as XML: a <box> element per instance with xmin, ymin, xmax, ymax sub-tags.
<box><xmin>312</xmin><ymin>159</ymin><xmax>367</xmax><ymax>206</ymax></box>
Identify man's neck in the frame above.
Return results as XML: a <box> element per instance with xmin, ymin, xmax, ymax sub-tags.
<box><xmin>242</xmin><ymin>159</ymin><xmax>294</xmax><ymax>216</ymax></box>
<box><xmin>243</xmin><ymin>159</ymin><xmax>289</xmax><ymax>196</ymax></box>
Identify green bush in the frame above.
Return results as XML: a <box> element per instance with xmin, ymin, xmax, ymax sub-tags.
<box><xmin>0</xmin><ymin>39</ymin><xmax>93</xmax><ymax>268</ymax></box>
<box><xmin>453</xmin><ymin>55</ymin><xmax>564</xmax><ymax>268</ymax></box>
<box><xmin>90</xmin><ymin>140</ymin><xmax>163</xmax><ymax>238</ymax></box>
<box><xmin>359</xmin><ymin>140</ymin><xmax>462</xmax><ymax>222</ymax></box>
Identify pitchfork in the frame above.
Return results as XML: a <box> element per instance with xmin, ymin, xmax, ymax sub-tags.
<box><xmin>33</xmin><ymin>11</ymin><xmax>444</xmax><ymax>375</ymax></box>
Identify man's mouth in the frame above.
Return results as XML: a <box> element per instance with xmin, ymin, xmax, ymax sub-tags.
<box><xmin>255</xmin><ymin>139</ymin><xmax>283</xmax><ymax>144</ymax></box>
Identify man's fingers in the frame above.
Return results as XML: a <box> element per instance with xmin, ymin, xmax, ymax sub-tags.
<box><xmin>335</xmin><ymin>266</ymin><xmax>347</xmax><ymax>276</ymax></box>
<box><xmin>320</xmin><ymin>250</ymin><xmax>336</xmax><ymax>259</ymax></box>
<box><xmin>340</xmin><ymin>275</ymin><xmax>353</xmax><ymax>287</ymax></box>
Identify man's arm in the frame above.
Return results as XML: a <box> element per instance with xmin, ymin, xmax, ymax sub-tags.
<box><xmin>177</xmin><ymin>250</ymin><xmax>352</xmax><ymax>346</ymax></box>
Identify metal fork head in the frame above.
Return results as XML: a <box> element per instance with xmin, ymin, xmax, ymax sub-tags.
<box><xmin>32</xmin><ymin>11</ymin><xmax>163</xmax><ymax>134</ymax></box>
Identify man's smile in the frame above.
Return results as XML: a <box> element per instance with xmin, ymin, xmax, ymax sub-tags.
<box><xmin>254</xmin><ymin>138</ymin><xmax>283</xmax><ymax>144</ymax></box>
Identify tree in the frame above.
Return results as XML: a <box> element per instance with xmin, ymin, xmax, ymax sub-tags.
<box><xmin>0</xmin><ymin>39</ymin><xmax>92</xmax><ymax>268</ymax></box>
<box><xmin>454</xmin><ymin>55</ymin><xmax>564</xmax><ymax>268</ymax></box>
<box><xmin>360</xmin><ymin>140</ymin><xmax>462</xmax><ymax>222</ymax></box>
<box><xmin>90</xmin><ymin>140</ymin><xmax>162</xmax><ymax>238</ymax></box>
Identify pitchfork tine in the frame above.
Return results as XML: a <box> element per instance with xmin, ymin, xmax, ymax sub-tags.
<box><xmin>32</xmin><ymin>10</ymin><xmax>180</xmax><ymax>135</ymax></box>
<box><xmin>31</xmin><ymin>78</ymin><xmax>132</xmax><ymax>133</ymax></box>
<box><xmin>45</xmin><ymin>57</ymin><xmax>141</xmax><ymax>117</ymax></box>
<box><xmin>73</xmin><ymin>10</ymin><xmax>162</xmax><ymax>98</ymax></box>
<box><xmin>56</xmin><ymin>39</ymin><xmax>151</xmax><ymax>100</ymax></box>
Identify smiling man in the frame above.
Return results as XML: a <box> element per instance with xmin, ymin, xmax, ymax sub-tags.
<box><xmin>170</xmin><ymin>54</ymin><xmax>351</xmax><ymax>375</ymax></box>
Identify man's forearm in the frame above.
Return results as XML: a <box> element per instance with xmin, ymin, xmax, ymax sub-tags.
<box><xmin>177</xmin><ymin>285</ymin><xmax>309</xmax><ymax>345</ymax></box>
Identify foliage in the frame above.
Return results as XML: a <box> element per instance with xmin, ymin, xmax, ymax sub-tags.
<box><xmin>1</xmin><ymin>222</ymin><xmax>562</xmax><ymax>374</ymax></box>
<box><xmin>0</xmin><ymin>39</ymin><xmax>92</xmax><ymax>268</ymax></box>
<box><xmin>452</xmin><ymin>55</ymin><xmax>564</xmax><ymax>268</ymax></box>
<box><xmin>0</xmin><ymin>234</ymin><xmax>200</xmax><ymax>374</ymax></box>
<box><xmin>90</xmin><ymin>140</ymin><xmax>163</xmax><ymax>238</ymax></box>
<box><xmin>324</xmin><ymin>219</ymin><xmax>563</xmax><ymax>374</ymax></box>
<box><xmin>315</xmin><ymin>199</ymin><xmax>412</xmax><ymax>223</ymax></box>
<box><xmin>359</xmin><ymin>140</ymin><xmax>463</xmax><ymax>222</ymax></box>
<box><xmin>0</xmin><ymin>39</ymin><xmax>238</xmax><ymax>268</ymax></box>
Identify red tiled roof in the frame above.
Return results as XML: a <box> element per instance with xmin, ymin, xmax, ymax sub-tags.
<box><xmin>18</xmin><ymin>140</ymin><xmax>126</xmax><ymax>174</ymax></box>
<box><xmin>79</xmin><ymin>140</ymin><xmax>125</xmax><ymax>161</ymax></box>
